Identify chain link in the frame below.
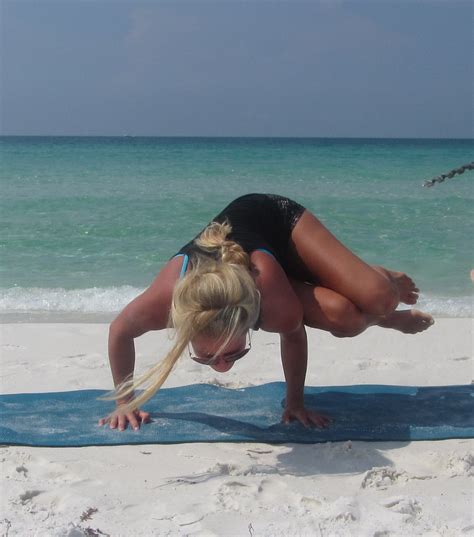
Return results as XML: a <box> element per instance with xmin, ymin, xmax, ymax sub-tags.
<box><xmin>423</xmin><ymin>161</ymin><xmax>474</xmax><ymax>187</ymax></box>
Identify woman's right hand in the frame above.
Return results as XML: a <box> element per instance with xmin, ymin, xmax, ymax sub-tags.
<box><xmin>98</xmin><ymin>408</ymin><xmax>151</xmax><ymax>432</ymax></box>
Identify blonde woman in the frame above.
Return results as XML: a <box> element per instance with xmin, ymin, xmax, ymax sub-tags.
<box><xmin>99</xmin><ymin>193</ymin><xmax>434</xmax><ymax>432</ymax></box>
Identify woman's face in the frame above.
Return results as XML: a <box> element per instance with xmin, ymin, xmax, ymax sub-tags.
<box><xmin>190</xmin><ymin>333</ymin><xmax>248</xmax><ymax>372</ymax></box>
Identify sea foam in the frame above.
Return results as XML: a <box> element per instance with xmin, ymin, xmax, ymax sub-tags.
<box><xmin>0</xmin><ymin>287</ymin><xmax>471</xmax><ymax>318</ymax></box>
<box><xmin>0</xmin><ymin>286</ymin><xmax>142</xmax><ymax>315</ymax></box>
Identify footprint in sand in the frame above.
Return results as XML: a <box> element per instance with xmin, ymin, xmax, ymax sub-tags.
<box><xmin>217</xmin><ymin>477</ymin><xmax>302</xmax><ymax>514</ymax></box>
<box><xmin>323</xmin><ymin>496</ymin><xmax>360</xmax><ymax>523</ymax></box>
<box><xmin>361</xmin><ymin>466</ymin><xmax>433</xmax><ymax>490</ymax></box>
<box><xmin>217</xmin><ymin>481</ymin><xmax>258</xmax><ymax>511</ymax></box>
<box><xmin>361</xmin><ymin>467</ymin><xmax>407</xmax><ymax>490</ymax></box>
<box><xmin>381</xmin><ymin>496</ymin><xmax>422</xmax><ymax>522</ymax></box>
<box><xmin>15</xmin><ymin>465</ymin><xmax>28</xmax><ymax>477</ymax></box>
<box><xmin>19</xmin><ymin>490</ymin><xmax>42</xmax><ymax>504</ymax></box>
<box><xmin>443</xmin><ymin>452</ymin><xmax>473</xmax><ymax>478</ymax></box>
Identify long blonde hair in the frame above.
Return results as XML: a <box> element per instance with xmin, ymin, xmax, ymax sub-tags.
<box><xmin>109</xmin><ymin>220</ymin><xmax>260</xmax><ymax>414</ymax></box>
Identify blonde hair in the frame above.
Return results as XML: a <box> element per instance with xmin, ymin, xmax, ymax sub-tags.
<box><xmin>108</xmin><ymin>220</ymin><xmax>260</xmax><ymax>415</ymax></box>
<box><xmin>195</xmin><ymin>220</ymin><xmax>249</xmax><ymax>266</ymax></box>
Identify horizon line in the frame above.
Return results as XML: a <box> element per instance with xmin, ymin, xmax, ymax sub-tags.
<box><xmin>1</xmin><ymin>134</ymin><xmax>473</xmax><ymax>141</ymax></box>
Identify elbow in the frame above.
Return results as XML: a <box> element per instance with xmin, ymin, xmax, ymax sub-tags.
<box><xmin>279</xmin><ymin>301</ymin><xmax>305</xmax><ymax>336</ymax></box>
<box><xmin>109</xmin><ymin>315</ymin><xmax>134</xmax><ymax>341</ymax></box>
<box><xmin>109</xmin><ymin>316</ymin><xmax>123</xmax><ymax>337</ymax></box>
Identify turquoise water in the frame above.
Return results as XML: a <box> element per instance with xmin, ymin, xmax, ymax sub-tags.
<box><xmin>1</xmin><ymin>136</ymin><xmax>472</xmax><ymax>320</ymax></box>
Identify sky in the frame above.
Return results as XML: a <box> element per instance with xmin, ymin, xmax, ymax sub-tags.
<box><xmin>1</xmin><ymin>0</ymin><xmax>472</xmax><ymax>138</ymax></box>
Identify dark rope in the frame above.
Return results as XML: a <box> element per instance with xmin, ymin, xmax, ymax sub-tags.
<box><xmin>423</xmin><ymin>161</ymin><xmax>474</xmax><ymax>187</ymax></box>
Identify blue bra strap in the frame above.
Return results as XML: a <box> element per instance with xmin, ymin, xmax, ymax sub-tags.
<box><xmin>255</xmin><ymin>248</ymin><xmax>276</xmax><ymax>259</ymax></box>
<box><xmin>174</xmin><ymin>250</ymin><xmax>273</xmax><ymax>279</ymax></box>
<box><xmin>174</xmin><ymin>254</ymin><xmax>189</xmax><ymax>278</ymax></box>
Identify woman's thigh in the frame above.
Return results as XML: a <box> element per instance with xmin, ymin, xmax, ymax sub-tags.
<box><xmin>291</xmin><ymin>279</ymin><xmax>369</xmax><ymax>336</ymax></box>
<box><xmin>289</xmin><ymin>210</ymin><xmax>395</xmax><ymax>314</ymax></box>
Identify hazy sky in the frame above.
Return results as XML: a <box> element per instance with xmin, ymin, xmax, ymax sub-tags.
<box><xmin>1</xmin><ymin>0</ymin><xmax>472</xmax><ymax>137</ymax></box>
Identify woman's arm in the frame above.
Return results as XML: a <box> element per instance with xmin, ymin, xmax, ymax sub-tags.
<box><xmin>250</xmin><ymin>251</ymin><xmax>330</xmax><ymax>428</ymax></box>
<box><xmin>280</xmin><ymin>323</ymin><xmax>308</xmax><ymax>410</ymax></box>
<box><xmin>102</xmin><ymin>310</ymin><xmax>152</xmax><ymax>431</ymax></box>
<box><xmin>107</xmin><ymin>261</ymin><xmax>178</xmax><ymax>389</ymax></box>
<box><xmin>280</xmin><ymin>324</ymin><xmax>330</xmax><ymax>428</ymax></box>
<box><xmin>99</xmin><ymin>257</ymin><xmax>182</xmax><ymax>430</ymax></box>
<box><xmin>107</xmin><ymin>298</ymin><xmax>156</xmax><ymax>401</ymax></box>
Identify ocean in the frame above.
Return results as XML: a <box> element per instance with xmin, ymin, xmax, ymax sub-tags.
<box><xmin>1</xmin><ymin>136</ymin><xmax>472</xmax><ymax>321</ymax></box>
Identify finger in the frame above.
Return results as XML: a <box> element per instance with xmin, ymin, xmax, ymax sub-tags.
<box><xmin>127</xmin><ymin>412</ymin><xmax>140</xmax><ymax>431</ymax></box>
<box><xmin>320</xmin><ymin>414</ymin><xmax>333</xmax><ymax>427</ymax></box>
<box><xmin>308</xmin><ymin>416</ymin><xmax>324</xmax><ymax>428</ymax></box>
<box><xmin>118</xmin><ymin>415</ymin><xmax>127</xmax><ymax>431</ymax></box>
<box><xmin>109</xmin><ymin>415</ymin><xmax>118</xmax><ymax>429</ymax></box>
<box><xmin>314</xmin><ymin>416</ymin><xmax>329</xmax><ymax>429</ymax></box>
<box><xmin>140</xmin><ymin>412</ymin><xmax>151</xmax><ymax>424</ymax></box>
<box><xmin>98</xmin><ymin>417</ymin><xmax>108</xmax><ymax>426</ymax></box>
<box><xmin>297</xmin><ymin>413</ymin><xmax>311</xmax><ymax>428</ymax></box>
<box><xmin>309</xmin><ymin>413</ymin><xmax>331</xmax><ymax>428</ymax></box>
<box><xmin>281</xmin><ymin>411</ymin><xmax>291</xmax><ymax>424</ymax></box>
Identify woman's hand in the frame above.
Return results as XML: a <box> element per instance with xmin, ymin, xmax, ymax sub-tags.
<box><xmin>282</xmin><ymin>406</ymin><xmax>331</xmax><ymax>429</ymax></box>
<box><xmin>98</xmin><ymin>408</ymin><xmax>151</xmax><ymax>431</ymax></box>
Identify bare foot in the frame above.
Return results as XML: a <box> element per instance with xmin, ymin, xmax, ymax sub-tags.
<box><xmin>387</xmin><ymin>270</ymin><xmax>420</xmax><ymax>305</ymax></box>
<box><xmin>378</xmin><ymin>309</ymin><xmax>434</xmax><ymax>334</ymax></box>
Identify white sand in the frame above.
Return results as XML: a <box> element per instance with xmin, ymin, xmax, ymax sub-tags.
<box><xmin>1</xmin><ymin>319</ymin><xmax>473</xmax><ymax>536</ymax></box>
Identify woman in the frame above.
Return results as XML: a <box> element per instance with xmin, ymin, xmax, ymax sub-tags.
<box><xmin>99</xmin><ymin>193</ymin><xmax>434</xmax><ymax>432</ymax></box>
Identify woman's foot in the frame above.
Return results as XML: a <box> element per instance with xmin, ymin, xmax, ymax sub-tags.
<box><xmin>376</xmin><ymin>267</ymin><xmax>419</xmax><ymax>305</ymax></box>
<box><xmin>389</xmin><ymin>270</ymin><xmax>420</xmax><ymax>305</ymax></box>
<box><xmin>378</xmin><ymin>309</ymin><xmax>434</xmax><ymax>334</ymax></box>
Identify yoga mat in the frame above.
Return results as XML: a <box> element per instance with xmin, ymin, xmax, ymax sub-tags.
<box><xmin>1</xmin><ymin>383</ymin><xmax>473</xmax><ymax>447</ymax></box>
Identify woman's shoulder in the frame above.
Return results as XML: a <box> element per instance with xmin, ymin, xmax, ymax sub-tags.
<box><xmin>149</xmin><ymin>256</ymin><xmax>186</xmax><ymax>295</ymax></box>
<box><xmin>249</xmin><ymin>251</ymin><xmax>303</xmax><ymax>334</ymax></box>
<box><xmin>114</xmin><ymin>257</ymin><xmax>184</xmax><ymax>334</ymax></box>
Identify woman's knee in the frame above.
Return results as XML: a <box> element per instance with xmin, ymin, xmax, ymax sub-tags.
<box><xmin>294</xmin><ymin>282</ymin><xmax>370</xmax><ymax>337</ymax></box>
<box><xmin>324</xmin><ymin>294</ymin><xmax>368</xmax><ymax>337</ymax></box>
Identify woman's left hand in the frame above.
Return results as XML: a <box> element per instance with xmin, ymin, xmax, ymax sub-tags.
<box><xmin>282</xmin><ymin>406</ymin><xmax>332</xmax><ymax>429</ymax></box>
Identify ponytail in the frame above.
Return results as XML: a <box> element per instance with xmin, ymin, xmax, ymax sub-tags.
<box><xmin>195</xmin><ymin>220</ymin><xmax>249</xmax><ymax>267</ymax></box>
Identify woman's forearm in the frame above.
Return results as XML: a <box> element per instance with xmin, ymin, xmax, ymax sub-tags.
<box><xmin>280</xmin><ymin>323</ymin><xmax>308</xmax><ymax>408</ymax></box>
<box><xmin>108</xmin><ymin>320</ymin><xmax>136</xmax><ymax>402</ymax></box>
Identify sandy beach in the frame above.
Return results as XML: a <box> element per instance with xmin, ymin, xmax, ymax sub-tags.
<box><xmin>0</xmin><ymin>318</ymin><xmax>472</xmax><ymax>536</ymax></box>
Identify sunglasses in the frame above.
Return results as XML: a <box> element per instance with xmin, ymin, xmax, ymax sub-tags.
<box><xmin>188</xmin><ymin>331</ymin><xmax>252</xmax><ymax>366</ymax></box>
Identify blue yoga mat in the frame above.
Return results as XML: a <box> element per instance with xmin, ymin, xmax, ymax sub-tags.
<box><xmin>1</xmin><ymin>383</ymin><xmax>473</xmax><ymax>446</ymax></box>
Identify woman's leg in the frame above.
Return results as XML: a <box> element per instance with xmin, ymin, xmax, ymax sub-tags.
<box><xmin>289</xmin><ymin>211</ymin><xmax>420</xmax><ymax>318</ymax></box>
<box><xmin>291</xmin><ymin>280</ymin><xmax>373</xmax><ymax>337</ymax></box>
<box><xmin>291</xmin><ymin>280</ymin><xmax>434</xmax><ymax>337</ymax></box>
